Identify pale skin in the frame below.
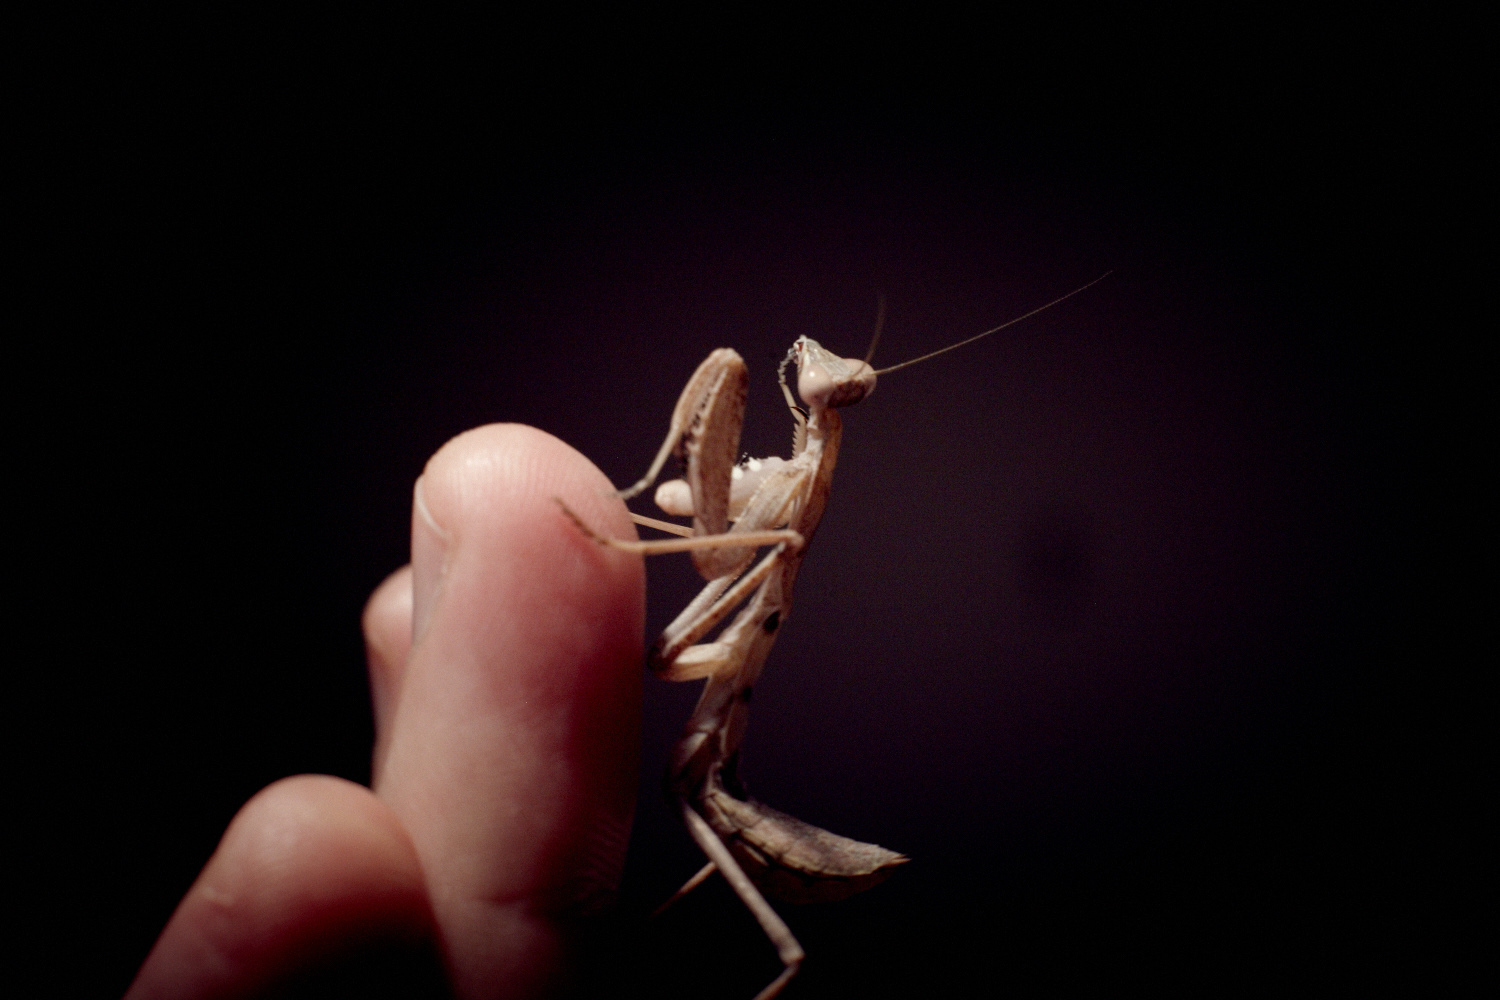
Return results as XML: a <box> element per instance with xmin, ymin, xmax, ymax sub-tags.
<box><xmin>127</xmin><ymin>424</ymin><xmax>647</xmax><ymax>999</ymax></box>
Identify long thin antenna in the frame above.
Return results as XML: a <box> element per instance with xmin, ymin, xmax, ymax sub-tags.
<box><xmin>873</xmin><ymin>271</ymin><xmax>1112</xmax><ymax>376</ymax></box>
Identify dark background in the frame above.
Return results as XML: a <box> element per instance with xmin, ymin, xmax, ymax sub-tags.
<box><xmin>20</xmin><ymin>13</ymin><xmax>1436</xmax><ymax>998</ymax></box>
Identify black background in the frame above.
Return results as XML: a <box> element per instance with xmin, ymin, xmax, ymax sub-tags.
<box><xmin>19</xmin><ymin>12</ymin><xmax>1439</xmax><ymax>998</ymax></box>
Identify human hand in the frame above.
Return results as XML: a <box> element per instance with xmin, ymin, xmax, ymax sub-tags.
<box><xmin>127</xmin><ymin>425</ymin><xmax>646</xmax><ymax>999</ymax></box>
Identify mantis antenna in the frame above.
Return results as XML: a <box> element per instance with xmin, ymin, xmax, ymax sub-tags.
<box><xmin>873</xmin><ymin>271</ymin><xmax>1113</xmax><ymax>376</ymax></box>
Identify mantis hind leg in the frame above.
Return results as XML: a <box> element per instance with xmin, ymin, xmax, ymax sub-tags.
<box><xmin>652</xmin><ymin>860</ymin><xmax>717</xmax><ymax>916</ymax></box>
<box><xmin>680</xmin><ymin>801</ymin><xmax>804</xmax><ymax>1000</ymax></box>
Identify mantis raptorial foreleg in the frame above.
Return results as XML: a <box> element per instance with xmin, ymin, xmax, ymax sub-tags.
<box><xmin>560</xmin><ymin>275</ymin><xmax>1110</xmax><ymax>999</ymax></box>
<box><xmin>562</xmin><ymin>342</ymin><xmax>898</xmax><ymax>998</ymax></box>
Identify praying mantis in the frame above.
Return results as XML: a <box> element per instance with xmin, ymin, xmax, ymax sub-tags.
<box><xmin>559</xmin><ymin>274</ymin><xmax>1109</xmax><ymax>999</ymax></box>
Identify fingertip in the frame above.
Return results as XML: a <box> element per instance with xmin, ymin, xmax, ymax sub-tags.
<box><xmin>417</xmin><ymin>423</ymin><xmax>640</xmax><ymax>562</ymax></box>
<box><xmin>364</xmin><ymin>564</ymin><xmax>414</xmax><ymax>780</ymax></box>
<box><xmin>127</xmin><ymin>776</ymin><xmax>432</xmax><ymax>1000</ymax></box>
<box><xmin>365</xmin><ymin>565</ymin><xmax>415</xmax><ymax>673</ymax></box>
<box><xmin>406</xmin><ymin>422</ymin><xmax>645</xmax><ymax>690</ymax></box>
<box><xmin>410</xmin><ymin>424</ymin><xmax>643</xmax><ymax>651</ymax></box>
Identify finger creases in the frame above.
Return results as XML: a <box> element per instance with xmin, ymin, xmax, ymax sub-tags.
<box><xmin>379</xmin><ymin>423</ymin><xmax>646</xmax><ymax>998</ymax></box>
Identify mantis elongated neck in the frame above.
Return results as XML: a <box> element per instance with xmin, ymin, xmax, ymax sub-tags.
<box><xmin>805</xmin><ymin>404</ymin><xmax>840</xmax><ymax>449</ymax></box>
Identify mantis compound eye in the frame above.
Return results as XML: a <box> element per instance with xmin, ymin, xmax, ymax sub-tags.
<box><xmin>795</xmin><ymin>338</ymin><xmax>877</xmax><ymax>410</ymax></box>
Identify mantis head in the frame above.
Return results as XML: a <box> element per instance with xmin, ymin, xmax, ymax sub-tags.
<box><xmin>775</xmin><ymin>273</ymin><xmax>1113</xmax><ymax>417</ymax></box>
<box><xmin>779</xmin><ymin>337</ymin><xmax>877</xmax><ymax>412</ymax></box>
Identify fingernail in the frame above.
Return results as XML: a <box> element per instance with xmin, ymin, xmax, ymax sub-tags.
<box><xmin>411</xmin><ymin>476</ymin><xmax>450</xmax><ymax>647</ymax></box>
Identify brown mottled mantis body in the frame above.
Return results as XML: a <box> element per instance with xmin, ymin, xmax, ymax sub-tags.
<box><xmin>560</xmin><ymin>275</ymin><xmax>1109</xmax><ymax>999</ymax></box>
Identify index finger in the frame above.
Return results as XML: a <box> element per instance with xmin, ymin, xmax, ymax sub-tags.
<box><xmin>376</xmin><ymin>423</ymin><xmax>645</xmax><ymax>999</ymax></box>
